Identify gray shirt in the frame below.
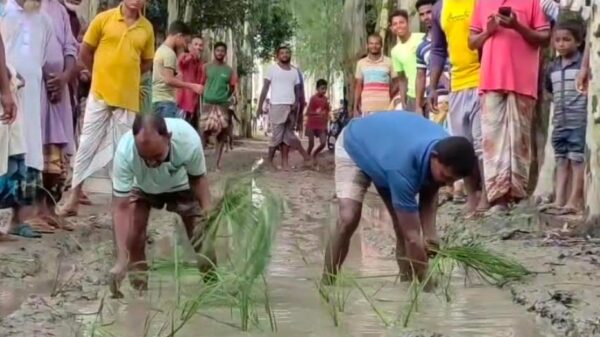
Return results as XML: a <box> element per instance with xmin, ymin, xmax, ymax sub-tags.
<box><xmin>545</xmin><ymin>52</ymin><xmax>587</xmax><ymax>130</ymax></box>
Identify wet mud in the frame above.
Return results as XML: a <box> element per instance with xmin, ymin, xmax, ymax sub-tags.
<box><xmin>0</xmin><ymin>139</ymin><xmax>598</xmax><ymax>337</ymax></box>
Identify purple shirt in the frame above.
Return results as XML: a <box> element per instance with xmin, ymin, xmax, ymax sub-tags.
<box><xmin>41</xmin><ymin>0</ymin><xmax>78</xmax><ymax>154</ymax></box>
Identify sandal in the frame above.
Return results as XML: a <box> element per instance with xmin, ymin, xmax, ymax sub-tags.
<box><xmin>9</xmin><ymin>223</ymin><xmax>42</xmax><ymax>238</ymax></box>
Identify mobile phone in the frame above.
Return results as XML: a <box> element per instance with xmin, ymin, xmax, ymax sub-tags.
<box><xmin>498</xmin><ymin>6</ymin><xmax>512</xmax><ymax>16</ymax></box>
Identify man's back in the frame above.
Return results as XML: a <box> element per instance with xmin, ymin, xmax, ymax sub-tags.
<box><xmin>343</xmin><ymin>111</ymin><xmax>448</xmax><ymax>191</ymax></box>
<box><xmin>113</xmin><ymin>118</ymin><xmax>206</xmax><ymax>196</ymax></box>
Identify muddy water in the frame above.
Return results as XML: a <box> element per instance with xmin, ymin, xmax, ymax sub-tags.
<box><xmin>82</xmin><ymin>202</ymin><xmax>555</xmax><ymax>337</ymax></box>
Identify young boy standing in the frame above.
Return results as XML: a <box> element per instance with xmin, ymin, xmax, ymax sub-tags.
<box><xmin>542</xmin><ymin>21</ymin><xmax>587</xmax><ymax>215</ymax></box>
<box><xmin>305</xmin><ymin>79</ymin><xmax>330</xmax><ymax>160</ymax></box>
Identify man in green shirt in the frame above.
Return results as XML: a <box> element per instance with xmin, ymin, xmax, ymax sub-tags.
<box><xmin>390</xmin><ymin>9</ymin><xmax>425</xmax><ymax>111</ymax></box>
<box><xmin>152</xmin><ymin>20</ymin><xmax>204</xmax><ymax>118</ymax></box>
<box><xmin>199</xmin><ymin>41</ymin><xmax>237</xmax><ymax>170</ymax></box>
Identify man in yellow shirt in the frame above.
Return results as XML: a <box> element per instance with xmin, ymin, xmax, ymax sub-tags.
<box><xmin>60</xmin><ymin>0</ymin><xmax>155</xmax><ymax>217</ymax></box>
<box><xmin>429</xmin><ymin>0</ymin><xmax>487</xmax><ymax>216</ymax></box>
<box><xmin>390</xmin><ymin>9</ymin><xmax>425</xmax><ymax>111</ymax></box>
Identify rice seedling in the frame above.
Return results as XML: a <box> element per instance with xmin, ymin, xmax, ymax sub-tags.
<box><xmin>149</xmin><ymin>171</ymin><xmax>283</xmax><ymax>334</ymax></box>
<box><xmin>401</xmin><ymin>236</ymin><xmax>533</xmax><ymax>327</ymax></box>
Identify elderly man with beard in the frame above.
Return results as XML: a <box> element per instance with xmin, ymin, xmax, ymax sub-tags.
<box><xmin>256</xmin><ymin>46</ymin><xmax>310</xmax><ymax>171</ymax></box>
<box><xmin>0</xmin><ymin>0</ymin><xmax>54</xmax><ymax>237</ymax></box>
<box><xmin>108</xmin><ymin>114</ymin><xmax>212</xmax><ymax>297</ymax></box>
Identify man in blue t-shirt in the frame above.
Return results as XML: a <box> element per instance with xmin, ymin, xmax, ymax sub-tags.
<box><xmin>323</xmin><ymin>111</ymin><xmax>476</xmax><ymax>285</ymax></box>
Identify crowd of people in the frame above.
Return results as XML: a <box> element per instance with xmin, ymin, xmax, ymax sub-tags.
<box><xmin>351</xmin><ymin>0</ymin><xmax>586</xmax><ymax>217</ymax></box>
<box><xmin>0</xmin><ymin>0</ymin><xmax>593</xmax><ymax>291</ymax></box>
<box><xmin>325</xmin><ymin>0</ymin><xmax>592</xmax><ymax>284</ymax></box>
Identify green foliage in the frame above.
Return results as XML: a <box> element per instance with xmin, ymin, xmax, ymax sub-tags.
<box><xmin>249</xmin><ymin>0</ymin><xmax>296</xmax><ymax>61</ymax></box>
<box><xmin>292</xmin><ymin>0</ymin><xmax>344</xmax><ymax>81</ymax></box>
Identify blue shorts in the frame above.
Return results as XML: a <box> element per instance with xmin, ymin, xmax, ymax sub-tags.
<box><xmin>552</xmin><ymin>126</ymin><xmax>586</xmax><ymax>163</ymax></box>
<box><xmin>153</xmin><ymin>101</ymin><xmax>184</xmax><ymax>119</ymax></box>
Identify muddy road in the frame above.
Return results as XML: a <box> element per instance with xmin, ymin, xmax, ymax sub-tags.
<box><xmin>0</xmin><ymin>139</ymin><xmax>599</xmax><ymax>337</ymax></box>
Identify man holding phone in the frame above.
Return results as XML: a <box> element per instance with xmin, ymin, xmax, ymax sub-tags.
<box><xmin>468</xmin><ymin>0</ymin><xmax>550</xmax><ymax>213</ymax></box>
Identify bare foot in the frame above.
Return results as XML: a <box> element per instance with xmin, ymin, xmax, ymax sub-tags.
<box><xmin>57</xmin><ymin>203</ymin><xmax>79</xmax><ymax>218</ymax></box>
<box><xmin>538</xmin><ymin>202</ymin><xmax>561</xmax><ymax>213</ymax></box>
<box><xmin>79</xmin><ymin>193</ymin><xmax>92</xmax><ymax>206</ymax></box>
<box><xmin>109</xmin><ymin>264</ymin><xmax>127</xmax><ymax>298</ymax></box>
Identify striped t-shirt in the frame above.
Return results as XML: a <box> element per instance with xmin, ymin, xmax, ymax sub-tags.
<box><xmin>545</xmin><ymin>52</ymin><xmax>587</xmax><ymax>130</ymax></box>
<box><xmin>355</xmin><ymin>55</ymin><xmax>395</xmax><ymax>113</ymax></box>
<box><xmin>416</xmin><ymin>34</ymin><xmax>451</xmax><ymax>96</ymax></box>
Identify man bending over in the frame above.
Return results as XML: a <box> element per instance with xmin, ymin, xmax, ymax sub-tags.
<box><xmin>108</xmin><ymin>115</ymin><xmax>212</xmax><ymax>297</ymax></box>
<box><xmin>323</xmin><ymin>111</ymin><xmax>476</xmax><ymax>284</ymax></box>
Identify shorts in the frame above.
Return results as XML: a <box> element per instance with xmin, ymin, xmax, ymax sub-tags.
<box><xmin>552</xmin><ymin>126</ymin><xmax>586</xmax><ymax>162</ymax></box>
<box><xmin>305</xmin><ymin>128</ymin><xmax>326</xmax><ymax>137</ymax></box>
<box><xmin>334</xmin><ymin>130</ymin><xmax>372</xmax><ymax>202</ymax></box>
<box><xmin>129</xmin><ymin>188</ymin><xmax>202</xmax><ymax>218</ymax></box>
<box><xmin>449</xmin><ymin>88</ymin><xmax>482</xmax><ymax>157</ymax></box>
<box><xmin>153</xmin><ymin>101</ymin><xmax>184</xmax><ymax>119</ymax></box>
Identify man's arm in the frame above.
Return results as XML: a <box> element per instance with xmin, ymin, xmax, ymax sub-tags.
<box><xmin>189</xmin><ymin>175</ymin><xmax>211</xmax><ymax>212</ymax></box>
<box><xmin>256</xmin><ymin>79</ymin><xmax>271</xmax><ymax>116</ymax></box>
<box><xmin>394</xmin><ymin>73</ymin><xmax>408</xmax><ymax>105</ymax></box>
<box><xmin>0</xmin><ymin>34</ymin><xmax>16</xmax><ymax>124</ymax></box>
<box><xmin>419</xmin><ymin>184</ymin><xmax>439</xmax><ymax>246</ymax></box>
<box><xmin>501</xmin><ymin>14</ymin><xmax>550</xmax><ymax>46</ymax></box>
<box><xmin>429</xmin><ymin>2</ymin><xmax>449</xmax><ymax>110</ymax></box>
<box><xmin>394</xmin><ymin>210</ymin><xmax>428</xmax><ymax>281</ymax></box>
<box><xmin>415</xmin><ymin>68</ymin><xmax>426</xmax><ymax>115</ymax></box>
<box><xmin>185</xmin><ymin>137</ymin><xmax>210</xmax><ymax>211</ymax></box>
<box><xmin>140</xmin><ymin>25</ymin><xmax>155</xmax><ymax>74</ymax></box>
<box><xmin>155</xmin><ymin>58</ymin><xmax>203</xmax><ymax>95</ymax></box>
<box><xmin>79</xmin><ymin>43</ymin><xmax>96</xmax><ymax>71</ymax></box>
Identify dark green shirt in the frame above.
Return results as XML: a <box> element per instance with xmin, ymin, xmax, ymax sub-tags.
<box><xmin>202</xmin><ymin>63</ymin><xmax>236</xmax><ymax>105</ymax></box>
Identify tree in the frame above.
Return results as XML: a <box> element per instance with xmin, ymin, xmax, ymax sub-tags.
<box><xmin>248</xmin><ymin>0</ymin><xmax>296</xmax><ymax>61</ymax></box>
<box><xmin>584</xmin><ymin>6</ymin><xmax>600</xmax><ymax>236</ymax></box>
<box><xmin>341</xmin><ymin>0</ymin><xmax>367</xmax><ymax>111</ymax></box>
<box><xmin>292</xmin><ymin>0</ymin><xmax>344</xmax><ymax>84</ymax></box>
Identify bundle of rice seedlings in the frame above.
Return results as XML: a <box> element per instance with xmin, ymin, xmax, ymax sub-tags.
<box><xmin>401</xmin><ymin>238</ymin><xmax>532</xmax><ymax>327</ymax></box>
<box><xmin>152</xmin><ymin>171</ymin><xmax>283</xmax><ymax>333</ymax></box>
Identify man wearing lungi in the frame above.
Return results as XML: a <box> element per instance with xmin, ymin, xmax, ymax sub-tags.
<box><xmin>59</xmin><ymin>0</ymin><xmax>155</xmax><ymax>217</ymax></box>
<box><xmin>256</xmin><ymin>46</ymin><xmax>310</xmax><ymax>171</ymax></box>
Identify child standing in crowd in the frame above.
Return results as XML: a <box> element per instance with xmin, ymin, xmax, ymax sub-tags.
<box><xmin>542</xmin><ymin>21</ymin><xmax>587</xmax><ymax>215</ymax></box>
<box><xmin>305</xmin><ymin>79</ymin><xmax>330</xmax><ymax>161</ymax></box>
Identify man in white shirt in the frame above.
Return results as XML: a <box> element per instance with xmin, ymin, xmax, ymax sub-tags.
<box><xmin>256</xmin><ymin>46</ymin><xmax>310</xmax><ymax>171</ymax></box>
<box><xmin>108</xmin><ymin>115</ymin><xmax>212</xmax><ymax>297</ymax></box>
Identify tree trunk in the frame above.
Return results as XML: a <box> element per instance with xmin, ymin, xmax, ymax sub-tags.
<box><xmin>378</xmin><ymin>0</ymin><xmax>390</xmax><ymax>49</ymax></box>
<box><xmin>167</xmin><ymin>0</ymin><xmax>179</xmax><ymax>25</ymax></box>
<box><xmin>342</xmin><ymin>0</ymin><xmax>366</xmax><ymax>111</ymax></box>
<box><xmin>584</xmin><ymin>4</ymin><xmax>600</xmax><ymax>236</ymax></box>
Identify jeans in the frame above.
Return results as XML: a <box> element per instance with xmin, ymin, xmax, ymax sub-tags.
<box><xmin>552</xmin><ymin>126</ymin><xmax>586</xmax><ymax>163</ymax></box>
<box><xmin>153</xmin><ymin>101</ymin><xmax>184</xmax><ymax>119</ymax></box>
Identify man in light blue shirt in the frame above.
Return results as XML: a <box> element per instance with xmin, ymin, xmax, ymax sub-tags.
<box><xmin>324</xmin><ymin>111</ymin><xmax>476</xmax><ymax>285</ymax></box>
<box><xmin>108</xmin><ymin>115</ymin><xmax>212</xmax><ymax>297</ymax></box>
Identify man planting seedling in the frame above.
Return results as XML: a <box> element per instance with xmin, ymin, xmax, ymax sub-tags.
<box><xmin>323</xmin><ymin>111</ymin><xmax>477</xmax><ymax>285</ymax></box>
<box><xmin>108</xmin><ymin>114</ymin><xmax>213</xmax><ymax>297</ymax></box>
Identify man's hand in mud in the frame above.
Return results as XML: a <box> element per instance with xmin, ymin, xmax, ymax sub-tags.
<box><xmin>0</xmin><ymin>91</ymin><xmax>16</xmax><ymax>124</ymax></box>
<box><xmin>425</xmin><ymin>238</ymin><xmax>440</xmax><ymax>258</ymax></box>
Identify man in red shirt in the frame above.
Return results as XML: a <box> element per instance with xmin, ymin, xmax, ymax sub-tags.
<box><xmin>177</xmin><ymin>35</ymin><xmax>204</xmax><ymax>128</ymax></box>
<box><xmin>305</xmin><ymin>79</ymin><xmax>330</xmax><ymax>160</ymax></box>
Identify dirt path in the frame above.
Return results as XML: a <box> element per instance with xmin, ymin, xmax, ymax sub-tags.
<box><xmin>0</xmin><ymin>139</ymin><xmax>598</xmax><ymax>337</ymax></box>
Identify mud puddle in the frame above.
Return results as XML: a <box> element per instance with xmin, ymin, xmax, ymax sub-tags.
<box><xmin>75</xmin><ymin>200</ymin><xmax>555</xmax><ymax>337</ymax></box>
